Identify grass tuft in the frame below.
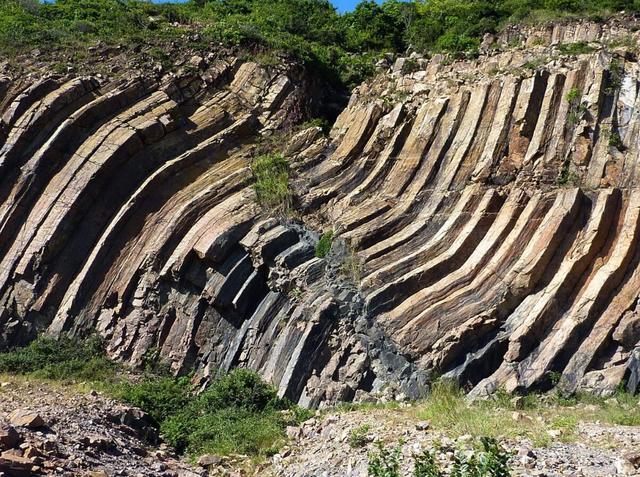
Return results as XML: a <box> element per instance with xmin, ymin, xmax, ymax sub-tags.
<box><xmin>252</xmin><ymin>153</ymin><xmax>292</xmax><ymax>212</ymax></box>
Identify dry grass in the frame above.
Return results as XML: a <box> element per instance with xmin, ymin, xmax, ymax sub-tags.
<box><xmin>332</xmin><ymin>380</ymin><xmax>640</xmax><ymax>448</ymax></box>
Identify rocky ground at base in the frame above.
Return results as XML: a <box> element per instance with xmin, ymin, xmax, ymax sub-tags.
<box><xmin>270</xmin><ymin>405</ymin><xmax>640</xmax><ymax>477</ymax></box>
<box><xmin>0</xmin><ymin>377</ymin><xmax>639</xmax><ymax>477</ymax></box>
<box><xmin>0</xmin><ymin>378</ymin><xmax>209</xmax><ymax>477</ymax></box>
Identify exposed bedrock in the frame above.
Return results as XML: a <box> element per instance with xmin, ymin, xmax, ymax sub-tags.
<box><xmin>3</xmin><ymin>18</ymin><xmax>640</xmax><ymax>405</ymax></box>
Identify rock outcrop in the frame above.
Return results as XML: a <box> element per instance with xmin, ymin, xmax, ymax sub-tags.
<box><xmin>2</xmin><ymin>17</ymin><xmax>640</xmax><ymax>405</ymax></box>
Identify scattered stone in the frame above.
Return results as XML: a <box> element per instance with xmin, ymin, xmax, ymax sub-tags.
<box><xmin>624</xmin><ymin>451</ymin><xmax>640</xmax><ymax>468</ymax></box>
<box><xmin>511</xmin><ymin>396</ymin><xmax>525</xmax><ymax>410</ymax></box>
<box><xmin>197</xmin><ymin>454</ymin><xmax>222</xmax><ymax>467</ymax></box>
<box><xmin>8</xmin><ymin>410</ymin><xmax>45</xmax><ymax>429</ymax></box>
<box><xmin>0</xmin><ymin>423</ymin><xmax>19</xmax><ymax>450</ymax></box>
<box><xmin>286</xmin><ymin>426</ymin><xmax>301</xmax><ymax>440</ymax></box>
<box><xmin>415</xmin><ymin>421</ymin><xmax>431</xmax><ymax>431</ymax></box>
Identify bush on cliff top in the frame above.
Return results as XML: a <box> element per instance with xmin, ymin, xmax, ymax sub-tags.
<box><xmin>2</xmin><ymin>0</ymin><xmax>640</xmax><ymax>89</ymax></box>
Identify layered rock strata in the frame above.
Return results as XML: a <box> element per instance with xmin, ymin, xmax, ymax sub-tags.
<box><xmin>2</xmin><ymin>17</ymin><xmax>640</xmax><ymax>405</ymax></box>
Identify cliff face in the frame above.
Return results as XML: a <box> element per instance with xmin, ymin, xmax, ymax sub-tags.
<box><xmin>1</xmin><ymin>17</ymin><xmax>640</xmax><ymax>406</ymax></box>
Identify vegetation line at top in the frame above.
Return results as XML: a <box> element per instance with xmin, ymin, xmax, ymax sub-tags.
<box><xmin>1</xmin><ymin>0</ymin><xmax>639</xmax><ymax>89</ymax></box>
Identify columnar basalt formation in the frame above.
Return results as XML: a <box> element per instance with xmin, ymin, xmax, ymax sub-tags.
<box><xmin>2</xmin><ymin>18</ymin><xmax>640</xmax><ymax>405</ymax></box>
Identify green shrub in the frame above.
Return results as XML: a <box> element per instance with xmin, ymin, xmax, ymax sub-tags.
<box><xmin>160</xmin><ymin>369</ymin><xmax>296</xmax><ymax>456</ymax></box>
<box><xmin>252</xmin><ymin>153</ymin><xmax>292</xmax><ymax>211</ymax></box>
<box><xmin>368</xmin><ymin>438</ymin><xmax>512</xmax><ymax>477</ymax></box>
<box><xmin>557</xmin><ymin>41</ymin><xmax>596</xmax><ymax>55</ymax></box>
<box><xmin>0</xmin><ymin>0</ymin><xmax>637</xmax><ymax>90</ymax></box>
<box><xmin>316</xmin><ymin>230</ymin><xmax>334</xmax><ymax>258</ymax></box>
<box><xmin>414</xmin><ymin>449</ymin><xmax>442</xmax><ymax>477</ymax></box>
<box><xmin>0</xmin><ymin>335</ymin><xmax>117</xmax><ymax>382</ymax></box>
<box><xmin>166</xmin><ymin>406</ymin><xmax>288</xmax><ymax>456</ymax></box>
<box><xmin>0</xmin><ymin>338</ymin><xmax>306</xmax><ymax>460</ymax></box>
<box><xmin>115</xmin><ymin>376</ymin><xmax>192</xmax><ymax>424</ymax></box>
<box><xmin>368</xmin><ymin>441</ymin><xmax>402</xmax><ymax>477</ymax></box>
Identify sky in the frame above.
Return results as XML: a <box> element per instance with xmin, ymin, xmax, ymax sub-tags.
<box><xmin>147</xmin><ymin>0</ymin><xmax>364</xmax><ymax>12</ymax></box>
<box><xmin>333</xmin><ymin>0</ymin><xmax>361</xmax><ymax>12</ymax></box>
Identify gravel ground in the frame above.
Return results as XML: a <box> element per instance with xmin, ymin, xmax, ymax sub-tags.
<box><xmin>270</xmin><ymin>406</ymin><xmax>640</xmax><ymax>477</ymax></box>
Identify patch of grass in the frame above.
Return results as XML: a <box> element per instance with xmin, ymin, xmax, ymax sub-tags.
<box><xmin>349</xmin><ymin>423</ymin><xmax>372</xmax><ymax>448</ymax></box>
<box><xmin>252</xmin><ymin>153</ymin><xmax>292</xmax><ymax>212</ymax></box>
<box><xmin>340</xmin><ymin>245</ymin><xmax>364</xmax><ymax>284</ymax></box>
<box><xmin>315</xmin><ymin>230</ymin><xmax>334</xmax><ymax>258</ymax></box>
<box><xmin>406</xmin><ymin>380</ymin><xmax>640</xmax><ymax>448</ymax></box>
<box><xmin>557</xmin><ymin>41</ymin><xmax>596</xmax><ymax>55</ymax></box>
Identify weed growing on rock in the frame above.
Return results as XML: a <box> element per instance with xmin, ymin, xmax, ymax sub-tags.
<box><xmin>349</xmin><ymin>424</ymin><xmax>372</xmax><ymax>448</ymax></box>
<box><xmin>315</xmin><ymin>230</ymin><xmax>334</xmax><ymax>258</ymax></box>
<box><xmin>605</xmin><ymin>58</ymin><xmax>624</xmax><ymax>95</ymax></box>
<box><xmin>565</xmin><ymin>87</ymin><xmax>588</xmax><ymax>125</ymax></box>
<box><xmin>413</xmin><ymin>449</ymin><xmax>442</xmax><ymax>477</ymax></box>
<box><xmin>252</xmin><ymin>153</ymin><xmax>292</xmax><ymax>212</ymax></box>
<box><xmin>368</xmin><ymin>441</ymin><xmax>402</xmax><ymax>477</ymax></box>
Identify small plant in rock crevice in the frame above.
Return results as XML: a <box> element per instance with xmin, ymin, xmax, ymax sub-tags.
<box><xmin>605</xmin><ymin>58</ymin><xmax>624</xmax><ymax>95</ymax></box>
<box><xmin>251</xmin><ymin>153</ymin><xmax>292</xmax><ymax>212</ymax></box>
<box><xmin>413</xmin><ymin>449</ymin><xmax>442</xmax><ymax>477</ymax></box>
<box><xmin>315</xmin><ymin>230</ymin><xmax>334</xmax><ymax>258</ymax></box>
<box><xmin>349</xmin><ymin>424</ymin><xmax>372</xmax><ymax>448</ymax></box>
<box><xmin>368</xmin><ymin>441</ymin><xmax>402</xmax><ymax>477</ymax></box>
<box><xmin>565</xmin><ymin>87</ymin><xmax>588</xmax><ymax>125</ymax></box>
<box><xmin>340</xmin><ymin>245</ymin><xmax>364</xmax><ymax>284</ymax></box>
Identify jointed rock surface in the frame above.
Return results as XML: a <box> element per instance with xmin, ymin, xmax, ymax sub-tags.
<box><xmin>1</xmin><ymin>17</ymin><xmax>640</xmax><ymax>405</ymax></box>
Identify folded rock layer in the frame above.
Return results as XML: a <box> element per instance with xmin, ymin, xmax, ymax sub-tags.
<box><xmin>2</xmin><ymin>17</ymin><xmax>640</xmax><ymax>405</ymax></box>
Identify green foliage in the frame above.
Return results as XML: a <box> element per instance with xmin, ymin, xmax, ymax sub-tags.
<box><xmin>368</xmin><ymin>438</ymin><xmax>511</xmax><ymax>477</ymax></box>
<box><xmin>605</xmin><ymin>58</ymin><xmax>624</xmax><ymax>95</ymax></box>
<box><xmin>161</xmin><ymin>369</ymin><xmax>297</xmax><ymax>457</ymax></box>
<box><xmin>315</xmin><ymin>230</ymin><xmax>334</xmax><ymax>258</ymax></box>
<box><xmin>0</xmin><ymin>335</ymin><xmax>117</xmax><ymax>382</ymax></box>
<box><xmin>2</xmin><ymin>0</ymin><xmax>638</xmax><ymax>90</ymax></box>
<box><xmin>565</xmin><ymin>88</ymin><xmax>587</xmax><ymax>125</ymax></box>
<box><xmin>556</xmin><ymin>161</ymin><xmax>579</xmax><ymax>186</ymax></box>
<box><xmin>557</xmin><ymin>41</ymin><xmax>596</xmax><ymax>55</ymax></box>
<box><xmin>252</xmin><ymin>153</ymin><xmax>292</xmax><ymax>211</ymax></box>
<box><xmin>565</xmin><ymin>87</ymin><xmax>581</xmax><ymax>104</ymax></box>
<box><xmin>115</xmin><ymin>376</ymin><xmax>193</xmax><ymax>424</ymax></box>
<box><xmin>349</xmin><ymin>424</ymin><xmax>371</xmax><ymax>448</ymax></box>
<box><xmin>413</xmin><ymin>449</ymin><xmax>442</xmax><ymax>477</ymax></box>
<box><xmin>368</xmin><ymin>441</ymin><xmax>402</xmax><ymax>477</ymax></box>
<box><xmin>608</xmin><ymin>130</ymin><xmax>624</xmax><ymax>149</ymax></box>
<box><xmin>0</xmin><ymin>338</ymin><xmax>306</xmax><ymax>460</ymax></box>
